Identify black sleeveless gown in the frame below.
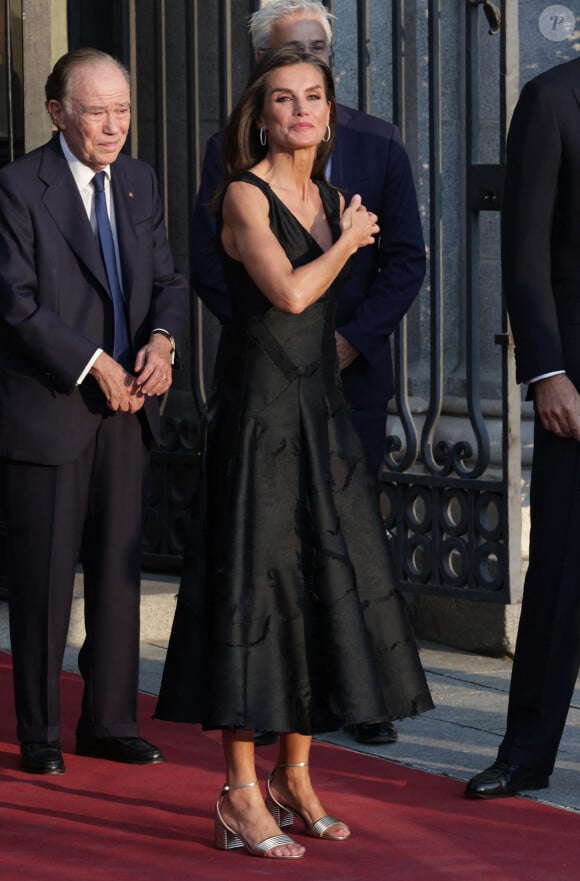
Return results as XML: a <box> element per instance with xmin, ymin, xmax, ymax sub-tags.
<box><xmin>155</xmin><ymin>172</ymin><xmax>433</xmax><ymax>734</ymax></box>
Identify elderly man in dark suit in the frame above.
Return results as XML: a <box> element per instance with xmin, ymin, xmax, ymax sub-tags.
<box><xmin>192</xmin><ymin>0</ymin><xmax>425</xmax><ymax>747</ymax></box>
<box><xmin>0</xmin><ymin>48</ymin><xmax>188</xmax><ymax>774</ymax></box>
<box><xmin>465</xmin><ymin>56</ymin><xmax>580</xmax><ymax>799</ymax></box>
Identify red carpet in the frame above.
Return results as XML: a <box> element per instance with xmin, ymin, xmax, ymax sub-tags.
<box><xmin>1</xmin><ymin>651</ymin><xmax>580</xmax><ymax>881</ymax></box>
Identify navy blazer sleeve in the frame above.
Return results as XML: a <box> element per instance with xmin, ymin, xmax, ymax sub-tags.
<box><xmin>123</xmin><ymin>158</ymin><xmax>189</xmax><ymax>357</ymax></box>
<box><xmin>191</xmin><ymin>132</ymin><xmax>232</xmax><ymax>325</ymax></box>
<box><xmin>332</xmin><ymin>107</ymin><xmax>426</xmax><ymax>366</ymax></box>
<box><xmin>502</xmin><ymin>73</ymin><xmax>566</xmax><ymax>385</ymax></box>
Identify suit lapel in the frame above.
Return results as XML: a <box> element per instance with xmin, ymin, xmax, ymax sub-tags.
<box><xmin>38</xmin><ymin>139</ymin><xmax>110</xmax><ymax>295</ymax></box>
<box><xmin>110</xmin><ymin>160</ymin><xmax>139</xmax><ymax>306</ymax></box>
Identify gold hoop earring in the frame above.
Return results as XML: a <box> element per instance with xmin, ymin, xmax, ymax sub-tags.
<box><xmin>322</xmin><ymin>123</ymin><xmax>331</xmax><ymax>143</ymax></box>
<box><xmin>259</xmin><ymin>128</ymin><xmax>268</xmax><ymax>147</ymax></box>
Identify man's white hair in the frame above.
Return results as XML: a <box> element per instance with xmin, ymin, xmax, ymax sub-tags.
<box><xmin>249</xmin><ymin>0</ymin><xmax>334</xmax><ymax>52</ymax></box>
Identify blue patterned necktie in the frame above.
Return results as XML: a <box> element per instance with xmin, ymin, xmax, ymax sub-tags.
<box><xmin>92</xmin><ymin>171</ymin><xmax>130</xmax><ymax>365</ymax></box>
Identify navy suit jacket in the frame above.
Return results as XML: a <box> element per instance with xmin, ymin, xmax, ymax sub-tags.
<box><xmin>503</xmin><ymin>57</ymin><xmax>580</xmax><ymax>390</ymax></box>
<box><xmin>191</xmin><ymin>103</ymin><xmax>426</xmax><ymax>416</ymax></box>
<box><xmin>0</xmin><ymin>135</ymin><xmax>188</xmax><ymax>465</ymax></box>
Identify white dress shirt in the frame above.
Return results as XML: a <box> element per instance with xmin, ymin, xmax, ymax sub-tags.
<box><xmin>60</xmin><ymin>132</ymin><xmax>123</xmax><ymax>384</ymax></box>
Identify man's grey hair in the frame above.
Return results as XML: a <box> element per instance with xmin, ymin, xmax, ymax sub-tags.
<box><xmin>248</xmin><ymin>0</ymin><xmax>334</xmax><ymax>52</ymax></box>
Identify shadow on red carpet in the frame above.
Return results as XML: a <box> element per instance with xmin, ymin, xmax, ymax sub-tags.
<box><xmin>1</xmin><ymin>652</ymin><xmax>579</xmax><ymax>880</ymax></box>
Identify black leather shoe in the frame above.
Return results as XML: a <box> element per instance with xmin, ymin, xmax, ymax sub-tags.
<box><xmin>349</xmin><ymin>720</ymin><xmax>398</xmax><ymax>745</ymax></box>
<box><xmin>76</xmin><ymin>736</ymin><xmax>164</xmax><ymax>765</ymax></box>
<box><xmin>464</xmin><ymin>761</ymin><xmax>550</xmax><ymax>799</ymax></box>
<box><xmin>254</xmin><ymin>731</ymin><xmax>278</xmax><ymax>747</ymax></box>
<box><xmin>20</xmin><ymin>741</ymin><xmax>65</xmax><ymax>775</ymax></box>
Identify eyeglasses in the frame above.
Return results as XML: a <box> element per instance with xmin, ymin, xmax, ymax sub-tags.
<box><xmin>259</xmin><ymin>40</ymin><xmax>333</xmax><ymax>58</ymax></box>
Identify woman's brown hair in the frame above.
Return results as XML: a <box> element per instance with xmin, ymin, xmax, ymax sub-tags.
<box><xmin>215</xmin><ymin>47</ymin><xmax>337</xmax><ymax>208</ymax></box>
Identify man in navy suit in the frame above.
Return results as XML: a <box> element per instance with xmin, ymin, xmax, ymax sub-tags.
<box><xmin>0</xmin><ymin>48</ymin><xmax>188</xmax><ymax>774</ymax></box>
<box><xmin>192</xmin><ymin>0</ymin><xmax>426</xmax><ymax>745</ymax></box>
<box><xmin>465</xmin><ymin>56</ymin><xmax>580</xmax><ymax>798</ymax></box>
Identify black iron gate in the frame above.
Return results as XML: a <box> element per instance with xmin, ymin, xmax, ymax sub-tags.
<box><xmin>2</xmin><ymin>0</ymin><xmax>520</xmax><ymax>603</ymax></box>
<box><xmin>380</xmin><ymin>0</ymin><xmax>519</xmax><ymax>603</ymax></box>
<box><xmin>0</xmin><ymin>0</ymin><xmax>24</xmax><ymax>165</ymax></box>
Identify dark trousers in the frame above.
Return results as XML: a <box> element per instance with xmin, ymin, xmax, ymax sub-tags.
<box><xmin>3</xmin><ymin>412</ymin><xmax>149</xmax><ymax>743</ymax></box>
<box><xmin>349</xmin><ymin>407</ymin><xmax>387</xmax><ymax>475</ymax></box>
<box><xmin>498</xmin><ymin>415</ymin><xmax>580</xmax><ymax>775</ymax></box>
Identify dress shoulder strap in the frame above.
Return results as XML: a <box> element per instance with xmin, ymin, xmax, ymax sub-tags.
<box><xmin>238</xmin><ymin>170</ymin><xmax>273</xmax><ymax>200</ymax></box>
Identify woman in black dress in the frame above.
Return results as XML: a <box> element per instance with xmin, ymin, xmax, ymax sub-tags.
<box><xmin>156</xmin><ymin>48</ymin><xmax>433</xmax><ymax>861</ymax></box>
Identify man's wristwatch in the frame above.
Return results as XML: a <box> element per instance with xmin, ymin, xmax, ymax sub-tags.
<box><xmin>152</xmin><ymin>328</ymin><xmax>176</xmax><ymax>366</ymax></box>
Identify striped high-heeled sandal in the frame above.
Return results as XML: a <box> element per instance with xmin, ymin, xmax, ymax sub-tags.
<box><xmin>265</xmin><ymin>761</ymin><xmax>350</xmax><ymax>840</ymax></box>
<box><xmin>215</xmin><ymin>780</ymin><xmax>305</xmax><ymax>859</ymax></box>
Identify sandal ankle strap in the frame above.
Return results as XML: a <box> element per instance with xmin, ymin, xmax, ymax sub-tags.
<box><xmin>276</xmin><ymin>761</ymin><xmax>309</xmax><ymax>768</ymax></box>
<box><xmin>222</xmin><ymin>780</ymin><xmax>258</xmax><ymax>792</ymax></box>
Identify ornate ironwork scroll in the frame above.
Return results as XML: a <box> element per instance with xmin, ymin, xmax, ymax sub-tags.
<box><xmin>381</xmin><ymin>0</ymin><xmax>512</xmax><ymax>602</ymax></box>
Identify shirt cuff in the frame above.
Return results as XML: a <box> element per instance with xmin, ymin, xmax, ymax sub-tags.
<box><xmin>151</xmin><ymin>328</ymin><xmax>176</xmax><ymax>365</ymax></box>
<box><xmin>76</xmin><ymin>348</ymin><xmax>103</xmax><ymax>385</ymax></box>
<box><xmin>527</xmin><ymin>370</ymin><xmax>566</xmax><ymax>384</ymax></box>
